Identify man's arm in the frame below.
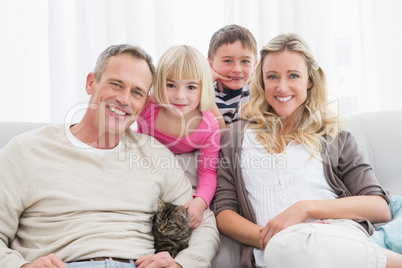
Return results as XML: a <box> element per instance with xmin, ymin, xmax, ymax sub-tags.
<box><xmin>175</xmin><ymin>208</ymin><xmax>220</xmax><ymax>267</ymax></box>
<box><xmin>160</xmin><ymin>151</ymin><xmax>220</xmax><ymax>267</ymax></box>
<box><xmin>0</xmin><ymin>139</ymin><xmax>32</xmax><ymax>268</ymax></box>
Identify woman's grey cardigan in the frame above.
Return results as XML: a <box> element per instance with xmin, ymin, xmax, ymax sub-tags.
<box><xmin>212</xmin><ymin>120</ymin><xmax>390</xmax><ymax>268</ymax></box>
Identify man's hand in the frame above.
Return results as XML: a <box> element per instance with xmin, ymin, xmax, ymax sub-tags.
<box><xmin>135</xmin><ymin>252</ymin><xmax>182</xmax><ymax>268</ymax></box>
<box><xmin>21</xmin><ymin>253</ymin><xmax>66</xmax><ymax>268</ymax></box>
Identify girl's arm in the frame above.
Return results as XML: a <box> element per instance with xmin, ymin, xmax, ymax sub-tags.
<box><xmin>185</xmin><ymin>113</ymin><xmax>220</xmax><ymax>228</ymax></box>
<box><xmin>193</xmin><ymin>113</ymin><xmax>220</xmax><ymax>207</ymax></box>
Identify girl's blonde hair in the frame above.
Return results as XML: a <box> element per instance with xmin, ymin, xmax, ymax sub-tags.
<box><xmin>152</xmin><ymin>45</ymin><xmax>214</xmax><ymax>111</ymax></box>
<box><xmin>240</xmin><ymin>33</ymin><xmax>343</xmax><ymax>155</ymax></box>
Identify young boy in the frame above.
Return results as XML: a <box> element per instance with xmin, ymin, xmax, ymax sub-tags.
<box><xmin>207</xmin><ymin>24</ymin><xmax>258</xmax><ymax>129</ymax></box>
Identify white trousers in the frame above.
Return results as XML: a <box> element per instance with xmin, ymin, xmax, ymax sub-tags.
<box><xmin>264</xmin><ymin>219</ymin><xmax>387</xmax><ymax>268</ymax></box>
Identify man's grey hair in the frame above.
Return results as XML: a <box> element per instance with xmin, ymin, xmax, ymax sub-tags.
<box><xmin>94</xmin><ymin>44</ymin><xmax>155</xmax><ymax>83</ymax></box>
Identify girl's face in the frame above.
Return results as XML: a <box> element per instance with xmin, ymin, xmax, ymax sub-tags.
<box><xmin>164</xmin><ymin>78</ymin><xmax>201</xmax><ymax>117</ymax></box>
<box><xmin>263</xmin><ymin>50</ymin><xmax>312</xmax><ymax>123</ymax></box>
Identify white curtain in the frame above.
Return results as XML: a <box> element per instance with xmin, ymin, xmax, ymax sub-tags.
<box><xmin>1</xmin><ymin>0</ymin><xmax>401</xmax><ymax>123</ymax></box>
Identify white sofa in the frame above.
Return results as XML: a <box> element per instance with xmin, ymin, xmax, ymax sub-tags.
<box><xmin>1</xmin><ymin>110</ymin><xmax>402</xmax><ymax>268</ymax></box>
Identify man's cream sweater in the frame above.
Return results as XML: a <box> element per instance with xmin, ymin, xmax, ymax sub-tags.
<box><xmin>0</xmin><ymin>124</ymin><xmax>219</xmax><ymax>268</ymax></box>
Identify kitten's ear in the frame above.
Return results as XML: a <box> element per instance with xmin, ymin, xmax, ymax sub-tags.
<box><xmin>175</xmin><ymin>205</ymin><xmax>189</xmax><ymax>220</ymax></box>
<box><xmin>175</xmin><ymin>205</ymin><xmax>186</xmax><ymax>212</ymax></box>
<box><xmin>158</xmin><ymin>199</ymin><xmax>166</xmax><ymax>211</ymax></box>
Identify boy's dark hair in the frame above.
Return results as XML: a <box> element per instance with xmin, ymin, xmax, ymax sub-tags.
<box><xmin>207</xmin><ymin>24</ymin><xmax>257</xmax><ymax>59</ymax></box>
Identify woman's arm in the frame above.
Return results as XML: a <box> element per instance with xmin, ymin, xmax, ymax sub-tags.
<box><xmin>259</xmin><ymin>195</ymin><xmax>391</xmax><ymax>250</ymax></box>
<box><xmin>216</xmin><ymin>209</ymin><xmax>261</xmax><ymax>248</ymax></box>
<box><xmin>305</xmin><ymin>195</ymin><xmax>391</xmax><ymax>223</ymax></box>
<box><xmin>326</xmin><ymin>131</ymin><xmax>390</xmax><ymax>202</ymax></box>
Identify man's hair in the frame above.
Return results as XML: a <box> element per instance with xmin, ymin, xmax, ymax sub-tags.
<box><xmin>153</xmin><ymin>45</ymin><xmax>214</xmax><ymax>111</ymax></box>
<box><xmin>207</xmin><ymin>24</ymin><xmax>257</xmax><ymax>59</ymax></box>
<box><xmin>94</xmin><ymin>44</ymin><xmax>155</xmax><ymax>83</ymax></box>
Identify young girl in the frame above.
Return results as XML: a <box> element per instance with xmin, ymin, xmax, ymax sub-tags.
<box><xmin>137</xmin><ymin>45</ymin><xmax>220</xmax><ymax>229</ymax></box>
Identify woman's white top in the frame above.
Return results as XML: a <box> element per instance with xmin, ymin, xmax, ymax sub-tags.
<box><xmin>241</xmin><ymin>129</ymin><xmax>337</xmax><ymax>267</ymax></box>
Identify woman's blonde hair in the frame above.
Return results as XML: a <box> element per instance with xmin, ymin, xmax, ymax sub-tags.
<box><xmin>240</xmin><ymin>33</ymin><xmax>342</xmax><ymax>155</ymax></box>
<box><xmin>152</xmin><ymin>45</ymin><xmax>214</xmax><ymax>111</ymax></box>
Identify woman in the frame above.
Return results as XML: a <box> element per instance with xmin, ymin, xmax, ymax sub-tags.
<box><xmin>212</xmin><ymin>33</ymin><xmax>402</xmax><ymax>267</ymax></box>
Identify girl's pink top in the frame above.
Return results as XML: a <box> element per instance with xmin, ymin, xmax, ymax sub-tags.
<box><xmin>136</xmin><ymin>100</ymin><xmax>220</xmax><ymax>206</ymax></box>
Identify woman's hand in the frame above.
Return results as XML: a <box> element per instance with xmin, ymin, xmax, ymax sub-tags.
<box><xmin>259</xmin><ymin>201</ymin><xmax>309</xmax><ymax>250</ymax></box>
<box><xmin>184</xmin><ymin>197</ymin><xmax>207</xmax><ymax>229</ymax></box>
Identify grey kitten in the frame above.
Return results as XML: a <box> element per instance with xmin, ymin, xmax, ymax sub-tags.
<box><xmin>152</xmin><ymin>199</ymin><xmax>192</xmax><ymax>258</ymax></box>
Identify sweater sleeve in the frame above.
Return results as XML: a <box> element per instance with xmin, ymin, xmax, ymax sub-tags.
<box><xmin>159</xmin><ymin>149</ymin><xmax>220</xmax><ymax>268</ymax></box>
<box><xmin>193</xmin><ymin>113</ymin><xmax>220</xmax><ymax>207</ymax></box>
<box><xmin>0</xmin><ymin>137</ymin><xmax>30</xmax><ymax>268</ymax></box>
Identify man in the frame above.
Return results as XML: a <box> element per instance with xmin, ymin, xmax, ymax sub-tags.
<box><xmin>0</xmin><ymin>44</ymin><xmax>219</xmax><ymax>268</ymax></box>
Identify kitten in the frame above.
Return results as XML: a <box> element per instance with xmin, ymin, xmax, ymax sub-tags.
<box><xmin>152</xmin><ymin>199</ymin><xmax>192</xmax><ymax>258</ymax></box>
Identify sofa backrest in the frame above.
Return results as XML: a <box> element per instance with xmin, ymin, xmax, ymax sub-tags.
<box><xmin>346</xmin><ymin>110</ymin><xmax>402</xmax><ymax>195</ymax></box>
<box><xmin>0</xmin><ymin>122</ymin><xmax>50</xmax><ymax>149</ymax></box>
<box><xmin>1</xmin><ymin>110</ymin><xmax>401</xmax><ymax>195</ymax></box>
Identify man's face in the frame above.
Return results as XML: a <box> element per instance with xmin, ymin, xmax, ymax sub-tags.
<box><xmin>86</xmin><ymin>53</ymin><xmax>153</xmax><ymax>136</ymax></box>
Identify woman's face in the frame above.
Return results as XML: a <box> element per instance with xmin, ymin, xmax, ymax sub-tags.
<box><xmin>262</xmin><ymin>50</ymin><xmax>312</xmax><ymax>122</ymax></box>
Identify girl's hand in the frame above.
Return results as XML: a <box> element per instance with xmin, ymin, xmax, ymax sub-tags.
<box><xmin>184</xmin><ymin>197</ymin><xmax>207</xmax><ymax>229</ymax></box>
<box><xmin>259</xmin><ymin>201</ymin><xmax>309</xmax><ymax>250</ymax></box>
<box><xmin>210</xmin><ymin>68</ymin><xmax>231</xmax><ymax>92</ymax></box>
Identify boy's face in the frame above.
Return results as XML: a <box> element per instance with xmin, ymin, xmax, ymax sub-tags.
<box><xmin>208</xmin><ymin>40</ymin><xmax>257</xmax><ymax>90</ymax></box>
